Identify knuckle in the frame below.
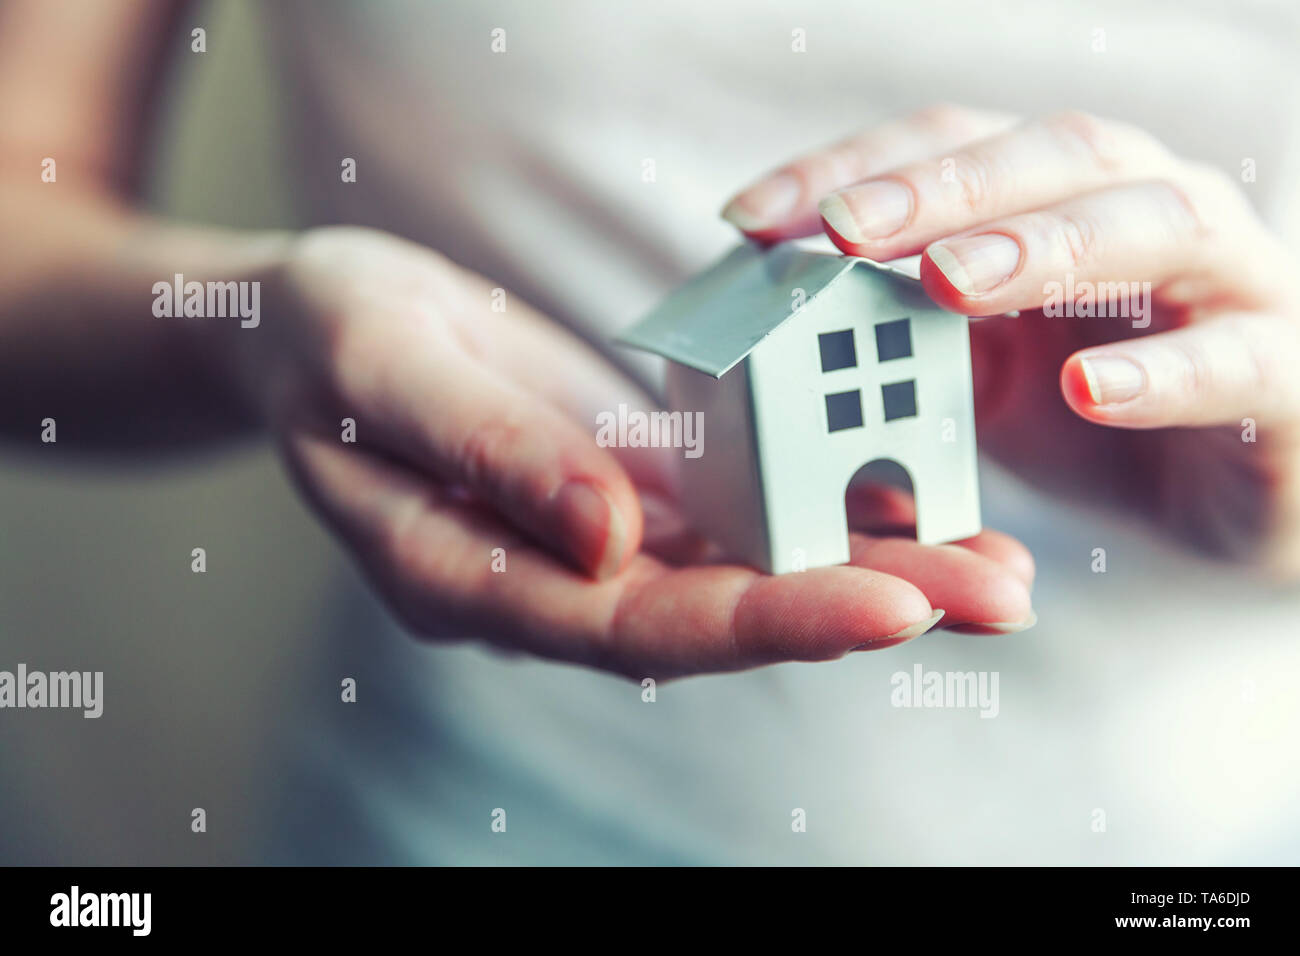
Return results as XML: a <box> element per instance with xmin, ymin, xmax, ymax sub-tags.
<box><xmin>1219</xmin><ymin>314</ymin><xmax>1275</xmax><ymax>393</ymax></box>
<box><xmin>949</xmin><ymin>152</ymin><xmax>999</xmax><ymax>213</ymax></box>
<box><xmin>454</xmin><ymin>415</ymin><xmax>529</xmax><ymax>488</ymax></box>
<box><xmin>1051</xmin><ymin>210</ymin><xmax>1103</xmax><ymax>269</ymax></box>
<box><xmin>911</xmin><ymin>102</ymin><xmax>977</xmax><ymax>137</ymax></box>
<box><xmin>1043</xmin><ymin>109</ymin><xmax>1126</xmax><ymax>174</ymax></box>
<box><xmin>1171</xmin><ymin>338</ymin><xmax>1213</xmax><ymax>401</ymax></box>
<box><xmin>781</xmin><ymin>151</ymin><xmax>840</xmax><ymax>192</ymax></box>
<box><xmin>381</xmin><ymin>494</ymin><xmax>435</xmax><ymax>581</ymax></box>
<box><xmin>785</xmin><ymin>138</ymin><xmax>877</xmax><ymax>191</ymax></box>
<box><xmin>1174</xmin><ymin>162</ymin><xmax>1250</xmax><ymax>230</ymax></box>
<box><xmin>1154</xmin><ymin>179</ymin><xmax>1210</xmax><ymax>240</ymax></box>
<box><xmin>816</xmin><ymin>142</ymin><xmax>871</xmax><ymax>185</ymax></box>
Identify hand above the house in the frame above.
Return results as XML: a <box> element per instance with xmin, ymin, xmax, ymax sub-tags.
<box><xmin>723</xmin><ymin>105</ymin><xmax>1300</xmax><ymax>576</ymax></box>
<box><xmin>238</xmin><ymin>227</ymin><xmax>1035</xmax><ymax>679</ymax></box>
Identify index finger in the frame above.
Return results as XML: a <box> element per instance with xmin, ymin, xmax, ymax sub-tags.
<box><xmin>720</xmin><ymin>104</ymin><xmax>1018</xmax><ymax>242</ymax></box>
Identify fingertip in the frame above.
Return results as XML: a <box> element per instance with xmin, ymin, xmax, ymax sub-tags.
<box><xmin>1060</xmin><ymin>353</ymin><xmax>1123</xmax><ymax>424</ymax></box>
<box><xmin>817</xmin><ymin>196</ymin><xmax>892</xmax><ymax>259</ymax></box>
<box><xmin>599</xmin><ymin>491</ymin><xmax>638</xmax><ymax>580</ymax></box>
<box><xmin>1005</xmin><ymin>545</ymin><xmax>1036</xmax><ymax>590</ymax></box>
<box><xmin>553</xmin><ymin>478</ymin><xmax>641</xmax><ymax>580</ymax></box>
<box><xmin>816</xmin><ymin>566</ymin><xmax>936</xmax><ymax>650</ymax></box>
<box><xmin>720</xmin><ymin>172</ymin><xmax>803</xmax><ymax>237</ymax></box>
<box><xmin>604</xmin><ymin>476</ymin><xmax>645</xmax><ymax>576</ymax></box>
<box><xmin>942</xmin><ymin>570</ymin><xmax>1033</xmax><ymax>634</ymax></box>
<box><xmin>918</xmin><ymin>247</ymin><xmax>981</xmax><ymax>314</ymax></box>
<box><xmin>851</xmin><ymin>608</ymin><xmax>947</xmax><ymax>651</ymax></box>
<box><xmin>1060</xmin><ymin>354</ymin><xmax>1098</xmax><ymax>414</ymax></box>
<box><xmin>720</xmin><ymin>197</ymin><xmax>771</xmax><ymax>235</ymax></box>
<box><xmin>955</xmin><ymin>530</ymin><xmax>1037</xmax><ymax>590</ymax></box>
<box><xmin>944</xmin><ymin>609</ymin><xmax>1039</xmax><ymax>636</ymax></box>
<box><xmin>737</xmin><ymin>565</ymin><xmax>934</xmax><ymax>661</ymax></box>
<box><xmin>819</xmin><ymin>215</ymin><xmax>868</xmax><ymax>257</ymax></box>
<box><xmin>818</xmin><ymin>194</ymin><xmax>865</xmax><ymax>246</ymax></box>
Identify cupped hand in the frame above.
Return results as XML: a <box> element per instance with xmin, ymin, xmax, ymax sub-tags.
<box><xmin>722</xmin><ymin>105</ymin><xmax>1300</xmax><ymax>575</ymax></box>
<box><xmin>233</xmin><ymin>227</ymin><xmax>1034</xmax><ymax>679</ymax></box>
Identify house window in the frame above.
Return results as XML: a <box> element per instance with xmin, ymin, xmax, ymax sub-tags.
<box><xmin>825</xmin><ymin>389</ymin><xmax>864</xmax><ymax>432</ymax></box>
<box><xmin>818</xmin><ymin>329</ymin><xmax>857</xmax><ymax>372</ymax></box>
<box><xmin>874</xmin><ymin>318</ymin><xmax>913</xmax><ymax>362</ymax></box>
<box><xmin>881</xmin><ymin>380</ymin><xmax>917</xmax><ymax>421</ymax></box>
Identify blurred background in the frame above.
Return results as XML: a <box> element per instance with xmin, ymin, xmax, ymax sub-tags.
<box><xmin>0</xmin><ymin>0</ymin><xmax>347</xmax><ymax>864</ymax></box>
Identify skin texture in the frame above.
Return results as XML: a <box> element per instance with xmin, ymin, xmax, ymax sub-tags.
<box><xmin>1</xmin><ymin>4</ymin><xmax>1066</xmax><ymax>682</ymax></box>
<box><xmin>723</xmin><ymin>104</ymin><xmax>1300</xmax><ymax>577</ymax></box>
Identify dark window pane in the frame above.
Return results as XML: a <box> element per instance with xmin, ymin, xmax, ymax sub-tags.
<box><xmin>825</xmin><ymin>389</ymin><xmax>864</xmax><ymax>432</ymax></box>
<box><xmin>818</xmin><ymin>329</ymin><xmax>857</xmax><ymax>372</ymax></box>
<box><xmin>875</xmin><ymin>318</ymin><xmax>913</xmax><ymax>362</ymax></box>
<box><xmin>882</xmin><ymin>380</ymin><xmax>917</xmax><ymax>421</ymax></box>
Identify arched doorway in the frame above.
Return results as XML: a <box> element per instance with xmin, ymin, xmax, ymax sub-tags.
<box><xmin>845</xmin><ymin>458</ymin><xmax>917</xmax><ymax>538</ymax></box>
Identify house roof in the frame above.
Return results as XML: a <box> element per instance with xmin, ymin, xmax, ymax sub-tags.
<box><xmin>616</xmin><ymin>242</ymin><xmax>925</xmax><ymax>378</ymax></box>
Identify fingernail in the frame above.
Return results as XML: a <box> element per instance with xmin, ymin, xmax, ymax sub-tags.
<box><xmin>721</xmin><ymin>173</ymin><xmax>801</xmax><ymax>232</ymax></box>
<box><xmin>927</xmin><ymin>234</ymin><xmax>1021</xmax><ymax>295</ymax></box>
<box><xmin>1079</xmin><ymin>356</ymin><xmax>1146</xmax><ymax>405</ymax></box>
<box><xmin>851</xmin><ymin>609</ymin><xmax>945</xmax><ymax>651</ymax></box>
<box><xmin>819</xmin><ymin>181</ymin><xmax>912</xmax><ymax>242</ymax></box>
<box><xmin>553</xmin><ymin>479</ymin><xmax>627</xmax><ymax>579</ymax></box>
<box><xmin>945</xmin><ymin>610</ymin><xmax>1038</xmax><ymax>635</ymax></box>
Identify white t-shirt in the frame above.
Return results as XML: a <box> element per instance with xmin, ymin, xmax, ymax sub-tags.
<box><xmin>263</xmin><ymin>0</ymin><xmax>1300</xmax><ymax>863</ymax></box>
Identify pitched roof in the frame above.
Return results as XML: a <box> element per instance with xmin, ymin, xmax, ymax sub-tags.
<box><xmin>616</xmin><ymin>242</ymin><xmax>924</xmax><ymax>378</ymax></box>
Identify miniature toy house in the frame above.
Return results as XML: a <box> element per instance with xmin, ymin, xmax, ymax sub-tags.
<box><xmin>617</xmin><ymin>242</ymin><xmax>981</xmax><ymax>574</ymax></box>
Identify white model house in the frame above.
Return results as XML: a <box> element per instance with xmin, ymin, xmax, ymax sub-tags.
<box><xmin>617</xmin><ymin>242</ymin><xmax>981</xmax><ymax>574</ymax></box>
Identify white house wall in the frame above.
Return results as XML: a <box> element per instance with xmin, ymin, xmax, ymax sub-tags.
<box><xmin>667</xmin><ymin>359</ymin><xmax>771</xmax><ymax>571</ymax></box>
<box><xmin>747</xmin><ymin>270</ymin><xmax>981</xmax><ymax>574</ymax></box>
